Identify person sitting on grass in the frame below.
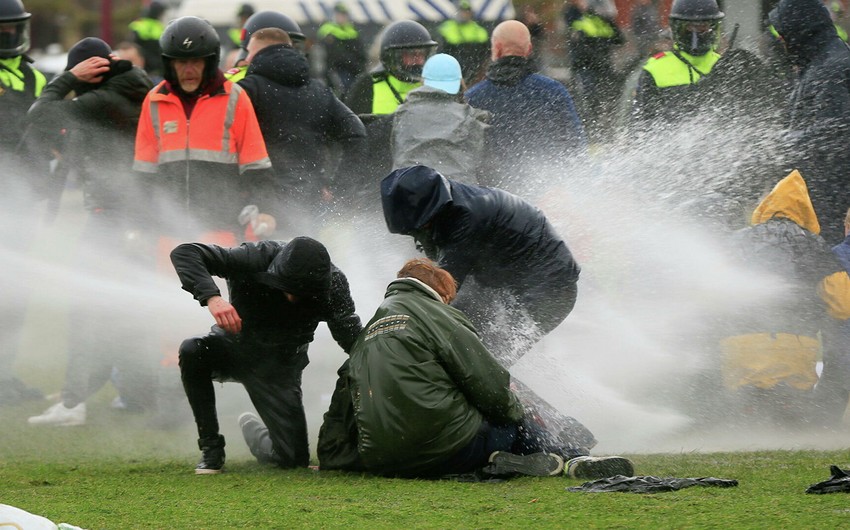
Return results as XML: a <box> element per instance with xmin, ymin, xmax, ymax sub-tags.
<box><xmin>317</xmin><ymin>258</ymin><xmax>633</xmax><ymax>479</ymax></box>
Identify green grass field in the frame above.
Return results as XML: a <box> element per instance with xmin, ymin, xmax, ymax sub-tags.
<box><xmin>3</xmin><ymin>398</ymin><xmax>850</xmax><ymax>529</ymax></box>
<box><xmin>5</xmin><ymin>187</ymin><xmax>850</xmax><ymax>528</ymax></box>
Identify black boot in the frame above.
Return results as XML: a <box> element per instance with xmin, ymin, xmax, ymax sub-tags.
<box><xmin>196</xmin><ymin>434</ymin><xmax>225</xmax><ymax>475</ymax></box>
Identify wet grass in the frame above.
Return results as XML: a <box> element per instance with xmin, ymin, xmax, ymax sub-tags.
<box><xmin>2</xmin><ymin>400</ymin><xmax>850</xmax><ymax>529</ymax></box>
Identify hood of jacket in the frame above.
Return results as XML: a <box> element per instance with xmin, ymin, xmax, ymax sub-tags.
<box><xmin>770</xmin><ymin>0</ymin><xmax>838</xmax><ymax>66</ymax></box>
<box><xmin>485</xmin><ymin>55</ymin><xmax>535</xmax><ymax>86</ymax></box>
<box><xmin>751</xmin><ymin>169</ymin><xmax>821</xmax><ymax>234</ymax></box>
<box><xmin>74</xmin><ymin>59</ymin><xmax>135</xmax><ymax>95</ymax></box>
<box><xmin>254</xmin><ymin>236</ymin><xmax>332</xmax><ymax>297</ymax></box>
<box><xmin>381</xmin><ymin>165</ymin><xmax>453</xmax><ymax>234</ymax></box>
<box><xmin>101</xmin><ymin>64</ymin><xmax>154</xmax><ymax>103</ymax></box>
<box><xmin>247</xmin><ymin>44</ymin><xmax>310</xmax><ymax>87</ymax></box>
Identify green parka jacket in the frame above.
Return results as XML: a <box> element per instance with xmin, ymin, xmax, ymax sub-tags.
<box><xmin>348</xmin><ymin>278</ymin><xmax>523</xmax><ymax>476</ymax></box>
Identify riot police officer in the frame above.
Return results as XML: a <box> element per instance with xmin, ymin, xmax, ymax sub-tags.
<box><xmin>128</xmin><ymin>0</ymin><xmax>166</xmax><ymax>78</ymax></box>
<box><xmin>0</xmin><ymin>0</ymin><xmax>45</xmax><ymax>154</ymax></box>
<box><xmin>345</xmin><ymin>20</ymin><xmax>437</xmax><ymax>115</ymax></box>
<box><xmin>339</xmin><ymin>20</ymin><xmax>437</xmax><ymax>210</ymax></box>
<box><xmin>631</xmin><ymin>0</ymin><xmax>725</xmax><ymax>124</ymax></box>
<box><xmin>0</xmin><ymin>0</ymin><xmax>46</xmax><ymax>406</ymax></box>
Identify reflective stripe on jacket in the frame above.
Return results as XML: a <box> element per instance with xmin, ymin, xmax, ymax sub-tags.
<box><xmin>371</xmin><ymin>75</ymin><xmax>419</xmax><ymax>114</ymax></box>
<box><xmin>643</xmin><ymin>49</ymin><xmax>720</xmax><ymax>88</ymax></box>
<box><xmin>133</xmin><ymin>79</ymin><xmax>270</xmax><ymax>173</ymax></box>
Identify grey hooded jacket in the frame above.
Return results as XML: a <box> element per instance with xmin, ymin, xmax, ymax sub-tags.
<box><xmin>391</xmin><ymin>85</ymin><xmax>489</xmax><ymax>185</ymax></box>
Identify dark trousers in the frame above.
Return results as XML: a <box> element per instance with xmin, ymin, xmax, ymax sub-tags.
<box><xmin>452</xmin><ymin>277</ymin><xmax>578</xmax><ymax>368</ymax></box>
<box><xmin>178</xmin><ymin>327</ymin><xmax>310</xmax><ymax>467</ymax></box>
<box><xmin>429</xmin><ymin>421</ymin><xmax>518</xmax><ymax>476</ymax></box>
<box><xmin>430</xmin><ymin>416</ymin><xmax>567</xmax><ymax>476</ymax></box>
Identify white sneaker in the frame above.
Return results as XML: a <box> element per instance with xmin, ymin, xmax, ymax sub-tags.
<box><xmin>28</xmin><ymin>402</ymin><xmax>87</xmax><ymax>426</ymax></box>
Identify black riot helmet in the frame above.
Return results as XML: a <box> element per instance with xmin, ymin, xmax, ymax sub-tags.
<box><xmin>146</xmin><ymin>0</ymin><xmax>166</xmax><ymax>20</ymax></box>
<box><xmin>379</xmin><ymin>20</ymin><xmax>438</xmax><ymax>82</ymax></box>
<box><xmin>0</xmin><ymin>0</ymin><xmax>31</xmax><ymax>58</ymax></box>
<box><xmin>669</xmin><ymin>0</ymin><xmax>725</xmax><ymax>56</ymax></box>
<box><xmin>239</xmin><ymin>10</ymin><xmax>306</xmax><ymax>56</ymax></box>
<box><xmin>160</xmin><ymin>16</ymin><xmax>221</xmax><ymax>89</ymax></box>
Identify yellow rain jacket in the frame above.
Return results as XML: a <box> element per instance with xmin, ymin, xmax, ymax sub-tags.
<box><xmin>722</xmin><ymin>170</ymin><xmax>845</xmax><ymax>391</ymax></box>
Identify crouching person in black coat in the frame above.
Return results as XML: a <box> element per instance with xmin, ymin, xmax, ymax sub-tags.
<box><xmin>381</xmin><ymin>165</ymin><xmax>580</xmax><ymax>367</ymax></box>
<box><xmin>380</xmin><ymin>165</ymin><xmax>595</xmax><ymax>457</ymax></box>
<box><xmin>171</xmin><ymin>237</ymin><xmax>362</xmax><ymax>474</ymax></box>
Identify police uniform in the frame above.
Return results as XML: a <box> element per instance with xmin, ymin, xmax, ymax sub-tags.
<box><xmin>0</xmin><ymin>54</ymin><xmax>45</xmax><ymax>149</ymax></box>
<box><xmin>129</xmin><ymin>16</ymin><xmax>165</xmax><ymax>76</ymax></box>
<box><xmin>346</xmin><ymin>70</ymin><xmax>420</xmax><ymax>115</ymax></box>
<box><xmin>631</xmin><ymin>48</ymin><xmax>721</xmax><ymax>123</ymax></box>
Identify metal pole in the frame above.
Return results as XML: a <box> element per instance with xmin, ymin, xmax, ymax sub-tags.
<box><xmin>101</xmin><ymin>0</ymin><xmax>113</xmax><ymax>45</ymax></box>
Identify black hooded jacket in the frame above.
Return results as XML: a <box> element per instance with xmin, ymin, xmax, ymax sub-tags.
<box><xmin>238</xmin><ymin>44</ymin><xmax>366</xmax><ymax>198</ymax></box>
<box><xmin>770</xmin><ymin>0</ymin><xmax>850</xmax><ymax>242</ymax></box>
<box><xmin>170</xmin><ymin>239</ymin><xmax>362</xmax><ymax>350</ymax></box>
<box><xmin>381</xmin><ymin>166</ymin><xmax>580</xmax><ymax>290</ymax></box>
<box><xmin>28</xmin><ymin>62</ymin><xmax>153</xmax><ymax>212</ymax></box>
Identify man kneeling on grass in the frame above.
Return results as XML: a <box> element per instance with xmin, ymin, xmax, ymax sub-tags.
<box><xmin>318</xmin><ymin>258</ymin><xmax>633</xmax><ymax>479</ymax></box>
<box><xmin>171</xmin><ymin>237</ymin><xmax>362</xmax><ymax>474</ymax></box>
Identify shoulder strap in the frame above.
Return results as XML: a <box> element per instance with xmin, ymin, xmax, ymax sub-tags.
<box><xmin>669</xmin><ymin>48</ymin><xmax>708</xmax><ymax>83</ymax></box>
<box><xmin>383</xmin><ymin>77</ymin><xmax>405</xmax><ymax>105</ymax></box>
<box><xmin>19</xmin><ymin>61</ymin><xmax>37</xmax><ymax>94</ymax></box>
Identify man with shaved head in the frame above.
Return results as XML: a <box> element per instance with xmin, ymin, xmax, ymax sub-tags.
<box><xmin>465</xmin><ymin>20</ymin><xmax>586</xmax><ymax>195</ymax></box>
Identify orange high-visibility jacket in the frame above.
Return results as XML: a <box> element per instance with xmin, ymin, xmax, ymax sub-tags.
<box><xmin>133</xmin><ymin>79</ymin><xmax>272</xmax><ymax>231</ymax></box>
<box><xmin>133</xmin><ymin>79</ymin><xmax>270</xmax><ymax>173</ymax></box>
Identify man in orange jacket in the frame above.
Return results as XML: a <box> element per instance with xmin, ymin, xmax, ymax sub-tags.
<box><xmin>134</xmin><ymin>15</ymin><xmax>274</xmax><ymax>240</ymax></box>
<box><xmin>133</xmin><ymin>16</ymin><xmax>276</xmax><ymax>431</ymax></box>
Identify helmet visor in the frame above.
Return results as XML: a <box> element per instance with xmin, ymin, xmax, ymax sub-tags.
<box><xmin>673</xmin><ymin>20</ymin><xmax>719</xmax><ymax>55</ymax></box>
<box><xmin>386</xmin><ymin>45</ymin><xmax>437</xmax><ymax>82</ymax></box>
<box><xmin>0</xmin><ymin>20</ymin><xmax>29</xmax><ymax>58</ymax></box>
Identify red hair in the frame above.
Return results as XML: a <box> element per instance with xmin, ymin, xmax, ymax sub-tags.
<box><xmin>397</xmin><ymin>258</ymin><xmax>457</xmax><ymax>303</ymax></box>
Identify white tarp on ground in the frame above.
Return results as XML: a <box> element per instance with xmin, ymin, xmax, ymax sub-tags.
<box><xmin>176</xmin><ymin>0</ymin><xmax>515</xmax><ymax>26</ymax></box>
<box><xmin>0</xmin><ymin>504</ymin><xmax>84</xmax><ymax>530</ymax></box>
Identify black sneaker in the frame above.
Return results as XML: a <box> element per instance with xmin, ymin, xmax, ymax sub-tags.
<box><xmin>485</xmin><ymin>451</ymin><xmax>565</xmax><ymax>477</ymax></box>
<box><xmin>196</xmin><ymin>435</ymin><xmax>225</xmax><ymax>475</ymax></box>
<box><xmin>566</xmin><ymin>456</ymin><xmax>634</xmax><ymax>479</ymax></box>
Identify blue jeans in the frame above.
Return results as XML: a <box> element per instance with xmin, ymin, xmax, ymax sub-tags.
<box><xmin>431</xmin><ymin>413</ymin><xmax>584</xmax><ymax>476</ymax></box>
<box><xmin>429</xmin><ymin>420</ymin><xmax>519</xmax><ymax>476</ymax></box>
